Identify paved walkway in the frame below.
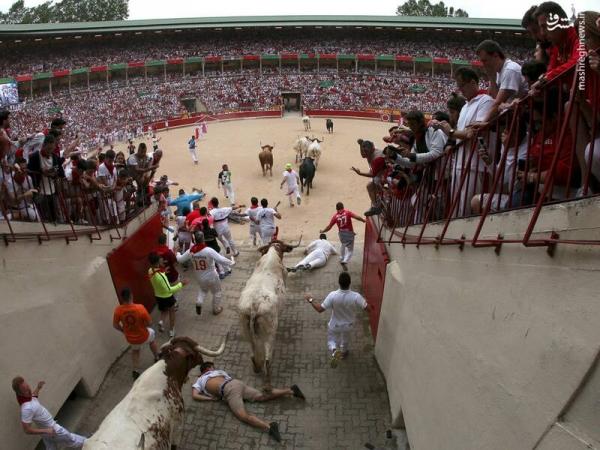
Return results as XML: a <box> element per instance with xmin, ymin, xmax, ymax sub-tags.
<box><xmin>76</xmin><ymin>240</ymin><xmax>391</xmax><ymax>449</ymax></box>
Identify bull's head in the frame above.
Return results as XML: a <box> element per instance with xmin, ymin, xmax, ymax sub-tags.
<box><xmin>159</xmin><ymin>336</ymin><xmax>226</xmax><ymax>388</ymax></box>
<box><xmin>261</xmin><ymin>145</ymin><xmax>274</xmax><ymax>152</ymax></box>
<box><xmin>257</xmin><ymin>235</ymin><xmax>303</xmax><ymax>258</ymax></box>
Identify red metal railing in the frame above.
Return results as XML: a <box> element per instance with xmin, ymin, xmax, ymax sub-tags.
<box><xmin>377</xmin><ymin>62</ymin><xmax>600</xmax><ymax>250</ymax></box>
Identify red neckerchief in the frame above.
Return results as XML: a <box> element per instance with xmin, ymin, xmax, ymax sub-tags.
<box><xmin>16</xmin><ymin>395</ymin><xmax>36</xmax><ymax>405</ymax></box>
<box><xmin>104</xmin><ymin>162</ymin><xmax>115</xmax><ymax>175</ymax></box>
<box><xmin>250</xmin><ymin>205</ymin><xmax>259</xmax><ymax>209</ymax></box>
<box><xmin>191</xmin><ymin>243</ymin><xmax>207</xmax><ymax>253</ymax></box>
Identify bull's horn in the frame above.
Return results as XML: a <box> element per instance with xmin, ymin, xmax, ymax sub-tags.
<box><xmin>291</xmin><ymin>234</ymin><xmax>303</xmax><ymax>248</ymax></box>
<box><xmin>195</xmin><ymin>338</ymin><xmax>226</xmax><ymax>357</ymax></box>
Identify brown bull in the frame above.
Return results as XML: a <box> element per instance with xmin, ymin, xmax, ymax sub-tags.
<box><xmin>258</xmin><ymin>144</ymin><xmax>274</xmax><ymax>177</ymax></box>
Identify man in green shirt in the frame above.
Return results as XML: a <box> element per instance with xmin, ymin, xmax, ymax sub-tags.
<box><xmin>148</xmin><ymin>252</ymin><xmax>187</xmax><ymax>338</ymax></box>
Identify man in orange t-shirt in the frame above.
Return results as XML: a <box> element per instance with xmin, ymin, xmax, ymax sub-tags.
<box><xmin>113</xmin><ymin>287</ymin><xmax>159</xmax><ymax>380</ymax></box>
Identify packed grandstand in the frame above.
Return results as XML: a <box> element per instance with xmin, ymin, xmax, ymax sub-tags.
<box><xmin>0</xmin><ymin>24</ymin><xmax>532</xmax><ymax>151</ymax></box>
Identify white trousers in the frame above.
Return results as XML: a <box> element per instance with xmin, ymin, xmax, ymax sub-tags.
<box><xmin>339</xmin><ymin>231</ymin><xmax>355</xmax><ymax>264</ymax></box>
<box><xmin>189</xmin><ymin>147</ymin><xmax>198</xmax><ymax>163</ymax></box>
<box><xmin>327</xmin><ymin>323</ymin><xmax>353</xmax><ymax>353</ymax></box>
<box><xmin>249</xmin><ymin>223</ymin><xmax>260</xmax><ymax>245</ymax></box>
<box><xmin>295</xmin><ymin>250</ymin><xmax>327</xmax><ymax>269</ymax></box>
<box><xmin>217</xmin><ymin>227</ymin><xmax>237</xmax><ymax>253</ymax></box>
<box><xmin>195</xmin><ymin>272</ymin><xmax>223</xmax><ymax>311</ymax></box>
<box><xmin>451</xmin><ymin>168</ymin><xmax>486</xmax><ymax>217</ymax></box>
<box><xmin>259</xmin><ymin>226</ymin><xmax>276</xmax><ymax>245</ymax></box>
<box><xmin>286</xmin><ymin>187</ymin><xmax>301</xmax><ymax>205</ymax></box>
<box><xmin>43</xmin><ymin>424</ymin><xmax>86</xmax><ymax>449</ymax></box>
<box><xmin>222</xmin><ymin>183</ymin><xmax>235</xmax><ymax>204</ymax></box>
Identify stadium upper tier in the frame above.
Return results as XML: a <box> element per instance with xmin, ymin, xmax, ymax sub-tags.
<box><xmin>0</xmin><ymin>28</ymin><xmax>531</xmax><ymax>78</ymax></box>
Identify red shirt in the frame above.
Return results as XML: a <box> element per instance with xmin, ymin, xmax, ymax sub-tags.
<box><xmin>186</xmin><ymin>209</ymin><xmax>201</xmax><ymax>226</ymax></box>
<box><xmin>191</xmin><ymin>213</ymin><xmax>214</xmax><ymax>230</ymax></box>
<box><xmin>529</xmin><ymin>127</ymin><xmax>575</xmax><ymax>186</ymax></box>
<box><xmin>329</xmin><ymin>209</ymin><xmax>357</xmax><ymax>232</ymax></box>
<box><xmin>155</xmin><ymin>244</ymin><xmax>179</xmax><ymax>283</ymax></box>
<box><xmin>546</xmin><ymin>27</ymin><xmax>579</xmax><ymax>81</ymax></box>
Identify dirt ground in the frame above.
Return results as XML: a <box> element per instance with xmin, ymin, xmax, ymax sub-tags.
<box><xmin>132</xmin><ymin>116</ymin><xmax>391</xmax><ymax>242</ymax></box>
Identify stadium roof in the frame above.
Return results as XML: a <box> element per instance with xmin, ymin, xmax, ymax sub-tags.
<box><xmin>0</xmin><ymin>15</ymin><xmax>524</xmax><ymax>37</ymax></box>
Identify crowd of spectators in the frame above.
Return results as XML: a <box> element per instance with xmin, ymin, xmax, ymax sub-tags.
<box><xmin>0</xmin><ymin>111</ymin><xmax>167</xmax><ymax>227</ymax></box>
<box><xmin>7</xmin><ymin>71</ymin><xmax>458</xmax><ymax>151</ymax></box>
<box><xmin>0</xmin><ymin>30</ymin><xmax>531</xmax><ymax>76</ymax></box>
<box><xmin>1</xmin><ymin>3</ymin><xmax>598</xmax><ymax>231</ymax></box>
<box><xmin>352</xmin><ymin>4</ymin><xmax>599</xmax><ymax>226</ymax></box>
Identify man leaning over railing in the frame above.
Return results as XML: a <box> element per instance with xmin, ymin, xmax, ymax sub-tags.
<box><xmin>351</xmin><ymin>139</ymin><xmax>386</xmax><ymax>217</ymax></box>
<box><xmin>432</xmin><ymin>67</ymin><xmax>494</xmax><ymax>217</ymax></box>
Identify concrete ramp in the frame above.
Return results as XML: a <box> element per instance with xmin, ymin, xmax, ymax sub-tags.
<box><xmin>76</xmin><ymin>241</ymin><xmax>392</xmax><ymax>449</ymax></box>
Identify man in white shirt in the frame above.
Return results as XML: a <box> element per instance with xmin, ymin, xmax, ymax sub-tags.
<box><xmin>305</xmin><ymin>272</ymin><xmax>370</xmax><ymax>368</ymax></box>
<box><xmin>209</xmin><ymin>197</ymin><xmax>243</xmax><ymax>256</ymax></box>
<box><xmin>256</xmin><ymin>197</ymin><xmax>282</xmax><ymax>245</ymax></box>
<box><xmin>176</xmin><ymin>231</ymin><xmax>234</xmax><ymax>316</ymax></box>
<box><xmin>279</xmin><ymin>163</ymin><xmax>301</xmax><ymax>207</ymax></box>
<box><xmin>437</xmin><ymin>67</ymin><xmax>494</xmax><ymax>216</ymax></box>
<box><xmin>288</xmin><ymin>233</ymin><xmax>337</xmax><ymax>272</ymax></box>
<box><xmin>476</xmin><ymin>40</ymin><xmax>528</xmax><ymax>123</ymax></box>
<box><xmin>191</xmin><ymin>361</ymin><xmax>305</xmax><ymax>443</ymax></box>
<box><xmin>12</xmin><ymin>376</ymin><xmax>86</xmax><ymax>449</ymax></box>
<box><xmin>245</xmin><ymin>197</ymin><xmax>261</xmax><ymax>246</ymax></box>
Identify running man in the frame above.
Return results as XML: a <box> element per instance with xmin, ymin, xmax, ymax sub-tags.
<box><xmin>279</xmin><ymin>163</ymin><xmax>301</xmax><ymax>207</ymax></box>
<box><xmin>245</xmin><ymin>197</ymin><xmax>261</xmax><ymax>246</ymax></box>
<box><xmin>217</xmin><ymin>164</ymin><xmax>235</xmax><ymax>204</ymax></box>
<box><xmin>209</xmin><ymin>197</ymin><xmax>243</xmax><ymax>256</ymax></box>
<box><xmin>320</xmin><ymin>202</ymin><xmax>366</xmax><ymax>271</ymax></box>
<box><xmin>176</xmin><ymin>231</ymin><xmax>234</xmax><ymax>316</ymax></box>
<box><xmin>188</xmin><ymin>135</ymin><xmax>198</xmax><ymax>165</ymax></box>
<box><xmin>148</xmin><ymin>252</ymin><xmax>186</xmax><ymax>338</ymax></box>
<box><xmin>192</xmin><ymin>361</ymin><xmax>305</xmax><ymax>442</ymax></box>
<box><xmin>288</xmin><ymin>233</ymin><xmax>336</xmax><ymax>272</ymax></box>
<box><xmin>12</xmin><ymin>377</ymin><xmax>87</xmax><ymax>448</ymax></box>
<box><xmin>305</xmin><ymin>272</ymin><xmax>370</xmax><ymax>367</ymax></box>
<box><xmin>256</xmin><ymin>198</ymin><xmax>281</xmax><ymax>245</ymax></box>
<box><xmin>113</xmin><ymin>287</ymin><xmax>159</xmax><ymax>380</ymax></box>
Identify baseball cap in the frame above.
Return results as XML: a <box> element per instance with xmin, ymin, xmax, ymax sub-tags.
<box><xmin>285</xmin><ymin>163</ymin><xmax>292</xmax><ymax>169</ymax></box>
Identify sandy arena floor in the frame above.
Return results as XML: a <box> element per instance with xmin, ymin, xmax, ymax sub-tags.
<box><xmin>133</xmin><ymin>116</ymin><xmax>391</xmax><ymax>241</ymax></box>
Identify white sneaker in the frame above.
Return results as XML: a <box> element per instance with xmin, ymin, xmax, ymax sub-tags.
<box><xmin>169</xmin><ymin>329</ymin><xmax>175</xmax><ymax>338</ymax></box>
<box><xmin>158</xmin><ymin>321</ymin><xmax>164</xmax><ymax>333</ymax></box>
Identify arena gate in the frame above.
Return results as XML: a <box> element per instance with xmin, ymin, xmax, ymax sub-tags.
<box><xmin>281</xmin><ymin>92</ymin><xmax>302</xmax><ymax>113</ymax></box>
<box><xmin>362</xmin><ymin>218</ymin><xmax>390</xmax><ymax>339</ymax></box>
<box><xmin>107</xmin><ymin>212</ymin><xmax>163</xmax><ymax>312</ymax></box>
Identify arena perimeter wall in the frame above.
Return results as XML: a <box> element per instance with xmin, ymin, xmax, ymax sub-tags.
<box><xmin>371</xmin><ymin>197</ymin><xmax>600</xmax><ymax>450</ymax></box>
<box><xmin>144</xmin><ymin>109</ymin><xmax>398</xmax><ymax>131</ymax></box>
<box><xmin>0</xmin><ymin>208</ymin><xmax>161</xmax><ymax>450</ymax></box>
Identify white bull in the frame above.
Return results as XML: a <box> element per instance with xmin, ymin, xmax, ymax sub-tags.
<box><xmin>302</xmin><ymin>115</ymin><xmax>311</xmax><ymax>131</ymax></box>
<box><xmin>238</xmin><ymin>239</ymin><xmax>300</xmax><ymax>391</ymax></box>
<box><xmin>293</xmin><ymin>136</ymin><xmax>310</xmax><ymax>163</ymax></box>
<box><xmin>83</xmin><ymin>336</ymin><xmax>225</xmax><ymax>450</ymax></box>
<box><xmin>307</xmin><ymin>137</ymin><xmax>324</xmax><ymax>168</ymax></box>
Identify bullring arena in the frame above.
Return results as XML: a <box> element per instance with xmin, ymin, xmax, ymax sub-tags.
<box><xmin>146</xmin><ymin>116</ymin><xmax>387</xmax><ymax>240</ymax></box>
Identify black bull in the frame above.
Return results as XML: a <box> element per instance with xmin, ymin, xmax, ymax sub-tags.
<box><xmin>299</xmin><ymin>157</ymin><xmax>316</xmax><ymax>195</ymax></box>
